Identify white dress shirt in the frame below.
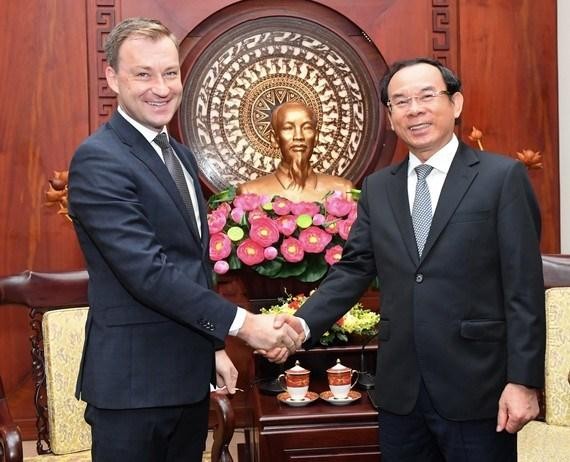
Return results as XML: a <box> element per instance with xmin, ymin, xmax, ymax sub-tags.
<box><xmin>407</xmin><ymin>134</ymin><xmax>459</xmax><ymax>215</ymax></box>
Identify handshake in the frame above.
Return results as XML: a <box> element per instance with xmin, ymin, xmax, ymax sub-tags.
<box><xmin>237</xmin><ymin>312</ymin><xmax>306</xmax><ymax>364</ymax></box>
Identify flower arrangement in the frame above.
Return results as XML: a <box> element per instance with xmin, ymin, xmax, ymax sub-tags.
<box><xmin>207</xmin><ymin>187</ymin><xmax>359</xmax><ymax>282</ymax></box>
<box><xmin>259</xmin><ymin>292</ymin><xmax>380</xmax><ymax>346</ymax></box>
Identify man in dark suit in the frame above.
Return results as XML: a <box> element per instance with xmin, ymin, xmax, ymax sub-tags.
<box><xmin>273</xmin><ymin>57</ymin><xmax>545</xmax><ymax>461</ymax></box>
<box><xmin>68</xmin><ymin>18</ymin><xmax>301</xmax><ymax>462</ymax></box>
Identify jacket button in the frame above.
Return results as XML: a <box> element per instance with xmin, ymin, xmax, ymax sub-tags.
<box><xmin>415</xmin><ymin>273</ymin><xmax>424</xmax><ymax>283</ymax></box>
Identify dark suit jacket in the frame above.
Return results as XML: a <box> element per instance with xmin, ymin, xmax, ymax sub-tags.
<box><xmin>296</xmin><ymin>142</ymin><xmax>545</xmax><ymax>420</ymax></box>
<box><xmin>68</xmin><ymin>112</ymin><xmax>237</xmax><ymax>410</ymax></box>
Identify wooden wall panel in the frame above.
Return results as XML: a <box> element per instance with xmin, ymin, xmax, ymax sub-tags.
<box><xmin>0</xmin><ymin>0</ymin><xmax>559</xmax><ymax>442</ymax></box>
<box><xmin>458</xmin><ymin>0</ymin><xmax>559</xmax><ymax>252</ymax></box>
<box><xmin>0</xmin><ymin>0</ymin><xmax>90</xmax><ymax>438</ymax></box>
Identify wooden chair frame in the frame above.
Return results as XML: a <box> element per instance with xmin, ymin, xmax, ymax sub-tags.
<box><xmin>0</xmin><ymin>270</ymin><xmax>235</xmax><ymax>462</ymax></box>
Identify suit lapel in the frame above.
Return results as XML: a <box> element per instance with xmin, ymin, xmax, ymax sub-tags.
<box><xmin>108</xmin><ymin>113</ymin><xmax>203</xmax><ymax>244</ymax></box>
<box><xmin>387</xmin><ymin>159</ymin><xmax>420</xmax><ymax>265</ymax></box>
<box><xmin>421</xmin><ymin>143</ymin><xmax>480</xmax><ymax>260</ymax></box>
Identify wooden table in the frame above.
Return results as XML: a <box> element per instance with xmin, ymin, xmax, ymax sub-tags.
<box><xmin>241</xmin><ymin>381</ymin><xmax>380</xmax><ymax>461</ymax></box>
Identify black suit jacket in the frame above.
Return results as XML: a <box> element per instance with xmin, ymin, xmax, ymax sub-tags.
<box><xmin>296</xmin><ymin>142</ymin><xmax>545</xmax><ymax>420</ymax></box>
<box><xmin>69</xmin><ymin>112</ymin><xmax>237</xmax><ymax>409</ymax></box>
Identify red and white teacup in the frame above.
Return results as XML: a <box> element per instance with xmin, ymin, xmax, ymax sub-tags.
<box><xmin>278</xmin><ymin>360</ymin><xmax>310</xmax><ymax>400</ymax></box>
<box><xmin>326</xmin><ymin>358</ymin><xmax>359</xmax><ymax>399</ymax></box>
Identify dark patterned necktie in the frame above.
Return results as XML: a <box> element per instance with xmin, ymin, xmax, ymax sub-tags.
<box><xmin>153</xmin><ymin>133</ymin><xmax>197</xmax><ymax>223</ymax></box>
<box><xmin>412</xmin><ymin>164</ymin><xmax>434</xmax><ymax>257</ymax></box>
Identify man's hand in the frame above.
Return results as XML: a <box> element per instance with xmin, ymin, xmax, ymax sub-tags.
<box><xmin>258</xmin><ymin>314</ymin><xmax>306</xmax><ymax>364</ymax></box>
<box><xmin>215</xmin><ymin>349</ymin><xmax>238</xmax><ymax>394</ymax></box>
<box><xmin>237</xmin><ymin>312</ymin><xmax>303</xmax><ymax>354</ymax></box>
<box><xmin>496</xmin><ymin>382</ymin><xmax>540</xmax><ymax>433</ymax></box>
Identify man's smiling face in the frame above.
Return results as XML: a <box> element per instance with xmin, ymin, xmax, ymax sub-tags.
<box><xmin>106</xmin><ymin>35</ymin><xmax>182</xmax><ymax>132</ymax></box>
<box><xmin>387</xmin><ymin>63</ymin><xmax>463</xmax><ymax>161</ymax></box>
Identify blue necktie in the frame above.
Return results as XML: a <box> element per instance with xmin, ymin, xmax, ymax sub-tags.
<box><xmin>412</xmin><ymin>164</ymin><xmax>434</xmax><ymax>257</ymax></box>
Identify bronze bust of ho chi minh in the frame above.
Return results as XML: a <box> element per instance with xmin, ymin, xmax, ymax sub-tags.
<box><xmin>237</xmin><ymin>102</ymin><xmax>354</xmax><ymax>202</ymax></box>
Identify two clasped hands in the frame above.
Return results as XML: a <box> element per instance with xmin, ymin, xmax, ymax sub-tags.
<box><xmin>238</xmin><ymin>312</ymin><xmax>307</xmax><ymax>363</ymax></box>
<box><xmin>214</xmin><ymin>312</ymin><xmax>306</xmax><ymax>395</ymax></box>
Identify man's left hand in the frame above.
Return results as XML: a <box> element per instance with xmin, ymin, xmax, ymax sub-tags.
<box><xmin>215</xmin><ymin>349</ymin><xmax>238</xmax><ymax>394</ymax></box>
<box><xmin>496</xmin><ymin>382</ymin><xmax>540</xmax><ymax>433</ymax></box>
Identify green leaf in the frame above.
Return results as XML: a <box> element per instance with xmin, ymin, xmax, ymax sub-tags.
<box><xmin>255</xmin><ymin>260</ymin><xmax>283</xmax><ymax>278</ymax></box>
<box><xmin>349</xmin><ymin>188</ymin><xmax>361</xmax><ymax>201</ymax></box>
<box><xmin>298</xmin><ymin>254</ymin><xmax>328</xmax><ymax>282</ymax></box>
<box><xmin>228</xmin><ymin>254</ymin><xmax>242</xmax><ymax>270</ymax></box>
<box><xmin>276</xmin><ymin>260</ymin><xmax>308</xmax><ymax>278</ymax></box>
<box><xmin>207</xmin><ymin>186</ymin><xmax>236</xmax><ymax>208</ymax></box>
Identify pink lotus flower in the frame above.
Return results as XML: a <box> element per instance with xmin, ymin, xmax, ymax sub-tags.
<box><xmin>338</xmin><ymin>219</ymin><xmax>354</xmax><ymax>240</ymax></box>
<box><xmin>247</xmin><ymin>209</ymin><xmax>267</xmax><ymax>223</ymax></box>
<box><xmin>280</xmin><ymin>237</ymin><xmax>305</xmax><ymax>263</ymax></box>
<box><xmin>312</xmin><ymin>213</ymin><xmax>325</xmax><ymax>226</ymax></box>
<box><xmin>209</xmin><ymin>232</ymin><xmax>232</xmax><ymax>261</ymax></box>
<box><xmin>290</xmin><ymin>201</ymin><xmax>320</xmax><ymax>217</ymax></box>
<box><xmin>325</xmin><ymin>245</ymin><xmax>343</xmax><ymax>265</ymax></box>
<box><xmin>217</xmin><ymin>202</ymin><xmax>231</xmax><ymax>218</ymax></box>
<box><xmin>264</xmin><ymin>246</ymin><xmax>278</xmax><ymax>260</ymax></box>
<box><xmin>207</xmin><ymin>210</ymin><xmax>227</xmax><ymax>234</ymax></box>
<box><xmin>213</xmin><ymin>260</ymin><xmax>229</xmax><ymax>274</ymax></box>
<box><xmin>325</xmin><ymin>193</ymin><xmax>353</xmax><ymax>217</ymax></box>
<box><xmin>249</xmin><ymin>217</ymin><xmax>279</xmax><ymax>247</ymax></box>
<box><xmin>234</xmin><ymin>193</ymin><xmax>263</xmax><ymax>211</ymax></box>
<box><xmin>272</xmin><ymin>197</ymin><xmax>292</xmax><ymax>216</ymax></box>
<box><xmin>298</xmin><ymin>226</ymin><xmax>332</xmax><ymax>253</ymax></box>
<box><xmin>230</xmin><ymin>207</ymin><xmax>245</xmax><ymax>223</ymax></box>
<box><xmin>276</xmin><ymin>215</ymin><xmax>297</xmax><ymax>236</ymax></box>
<box><xmin>236</xmin><ymin>239</ymin><xmax>265</xmax><ymax>265</ymax></box>
<box><xmin>348</xmin><ymin>201</ymin><xmax>358</xmax><ymax>221</ymax></box>
<box><xmin>323</xmin><ymin>215</ymin><xmax>340</xmax><ymax>234</ymax></box>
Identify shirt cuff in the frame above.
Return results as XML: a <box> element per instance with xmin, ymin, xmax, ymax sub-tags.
<box><xmin>228</xmin><ymin>307</ymin><xmax>247</xmax><ymax>336</ymax></box>
<box><xmin>297</xmin><ymin>316</ymin><xmax>311</xmax><ymax>340</ymax></box>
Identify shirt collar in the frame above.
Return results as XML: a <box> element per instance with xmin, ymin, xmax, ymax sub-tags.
<box><xmin>118</xmin><ymin>106</ymin><xmax>168</xmax><ymax>144</ymax></box>
<box><xmin>407</xmin><ymin>134</ymin><xmax>458</xmax><ymax>176</ymax></box>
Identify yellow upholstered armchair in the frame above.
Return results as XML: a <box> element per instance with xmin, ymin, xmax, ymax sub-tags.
<box><xmin>517</xmin><ymin>256</ymin><xmax>570</xmax><ymax>461</ymax></box>
<box><xmin>0</xmin><ymin>271</ymin><xmax>234</xmax><ymax>462</ymax></box>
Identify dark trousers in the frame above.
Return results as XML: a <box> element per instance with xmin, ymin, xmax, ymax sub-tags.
<box><xmin>85</xmin><ymin>397</ymin><xmax>209</xmax><ymax>462</ymax></box>
<box><xmin>378</xmin><ymin>380</ymin><xmax>516</xmax><ymax>462</ymax></box>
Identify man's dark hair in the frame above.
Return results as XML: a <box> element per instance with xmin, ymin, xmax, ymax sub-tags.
<box><xmin>379</xmin><ymin>57</ymin><xmax>462</xmax><ymax>107</ymax></box>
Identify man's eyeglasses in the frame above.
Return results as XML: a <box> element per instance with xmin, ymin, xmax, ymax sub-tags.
<box><xmin>387</xmin><ymin>90</ymin><xmax>450</xmax><ymax>112</ymax></box>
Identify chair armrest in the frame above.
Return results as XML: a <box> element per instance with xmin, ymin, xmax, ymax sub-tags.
<box><xmin>0</xmin><ymin>377</ymin><xmax>23</xmax><ymax>462</ymax></box>
<box><xmin>210</xmin><ymin>391</ymin><xmax>235</xmax><ymax>462</ymax></box>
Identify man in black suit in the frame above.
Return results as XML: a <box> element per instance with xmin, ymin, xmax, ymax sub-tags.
<box><xmin>68</xmin><ymin>17</ymin><xmax>301</xmax><ymax>462</ymax></box>
<box><xmin>273</xmin><ymin>57</ymin><xmax>545</xmax><ymax>461</ymax></box>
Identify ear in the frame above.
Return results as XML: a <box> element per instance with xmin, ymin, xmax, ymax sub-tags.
<box><xmin>105</xmin><ymin>66</ymin><xmax>119</xmax><ymax>95</ymax></box>
<box><xmin>451</xmin><ymin>92</ymin><xmax>464</xmax><ymax>119</ymax></box>
<box><xmin>270</xmin><ymin>130</ymin><xmax>278</xmax><ymax>148</ymax></box>
<box><xmin>387</xmin><ymin>112</ymin><xmax>395</xmax><ymax>131</ymax></box>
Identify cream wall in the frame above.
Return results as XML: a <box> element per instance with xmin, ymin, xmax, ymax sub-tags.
<box><xmin>559</xmin><ymin>0</ymin><xmax>569</xmax><ymax>252</ymax></box>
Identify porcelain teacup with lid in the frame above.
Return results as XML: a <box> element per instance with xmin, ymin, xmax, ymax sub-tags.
<box><xmin>326</xmin><ymin>358</ymin><xmax>359</xmax><ymax>399</ymax></box>
<box><xmin>278</xmin><ymin>360</ymin><xmax>310</xmax><ymax>400</ymax></box>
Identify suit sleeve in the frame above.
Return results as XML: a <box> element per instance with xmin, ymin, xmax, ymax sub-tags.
<box><xmin>296</xmin><ymin>176</ymin><xmax>377</xmax><ymax>346</ymax></box>
<box><xmin>497</xmin><ymin>160</ymin><xmax>545</xmax><ymax>388</ymax></box>
<box><xmin>68</xmin><ymin>140</ymin><xmax>237</xmax><ymax>343</ymax></box>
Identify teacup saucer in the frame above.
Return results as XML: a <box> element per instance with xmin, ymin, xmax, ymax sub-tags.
<box><xmin>277</xmin><ymin>391</ymin><xmax>319</xmax><ymax>407</ymax></box>
<box><xmin>319</xmin><ymin>390</ymin><xmax>361</xmax><ymax>405</ymax></box>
